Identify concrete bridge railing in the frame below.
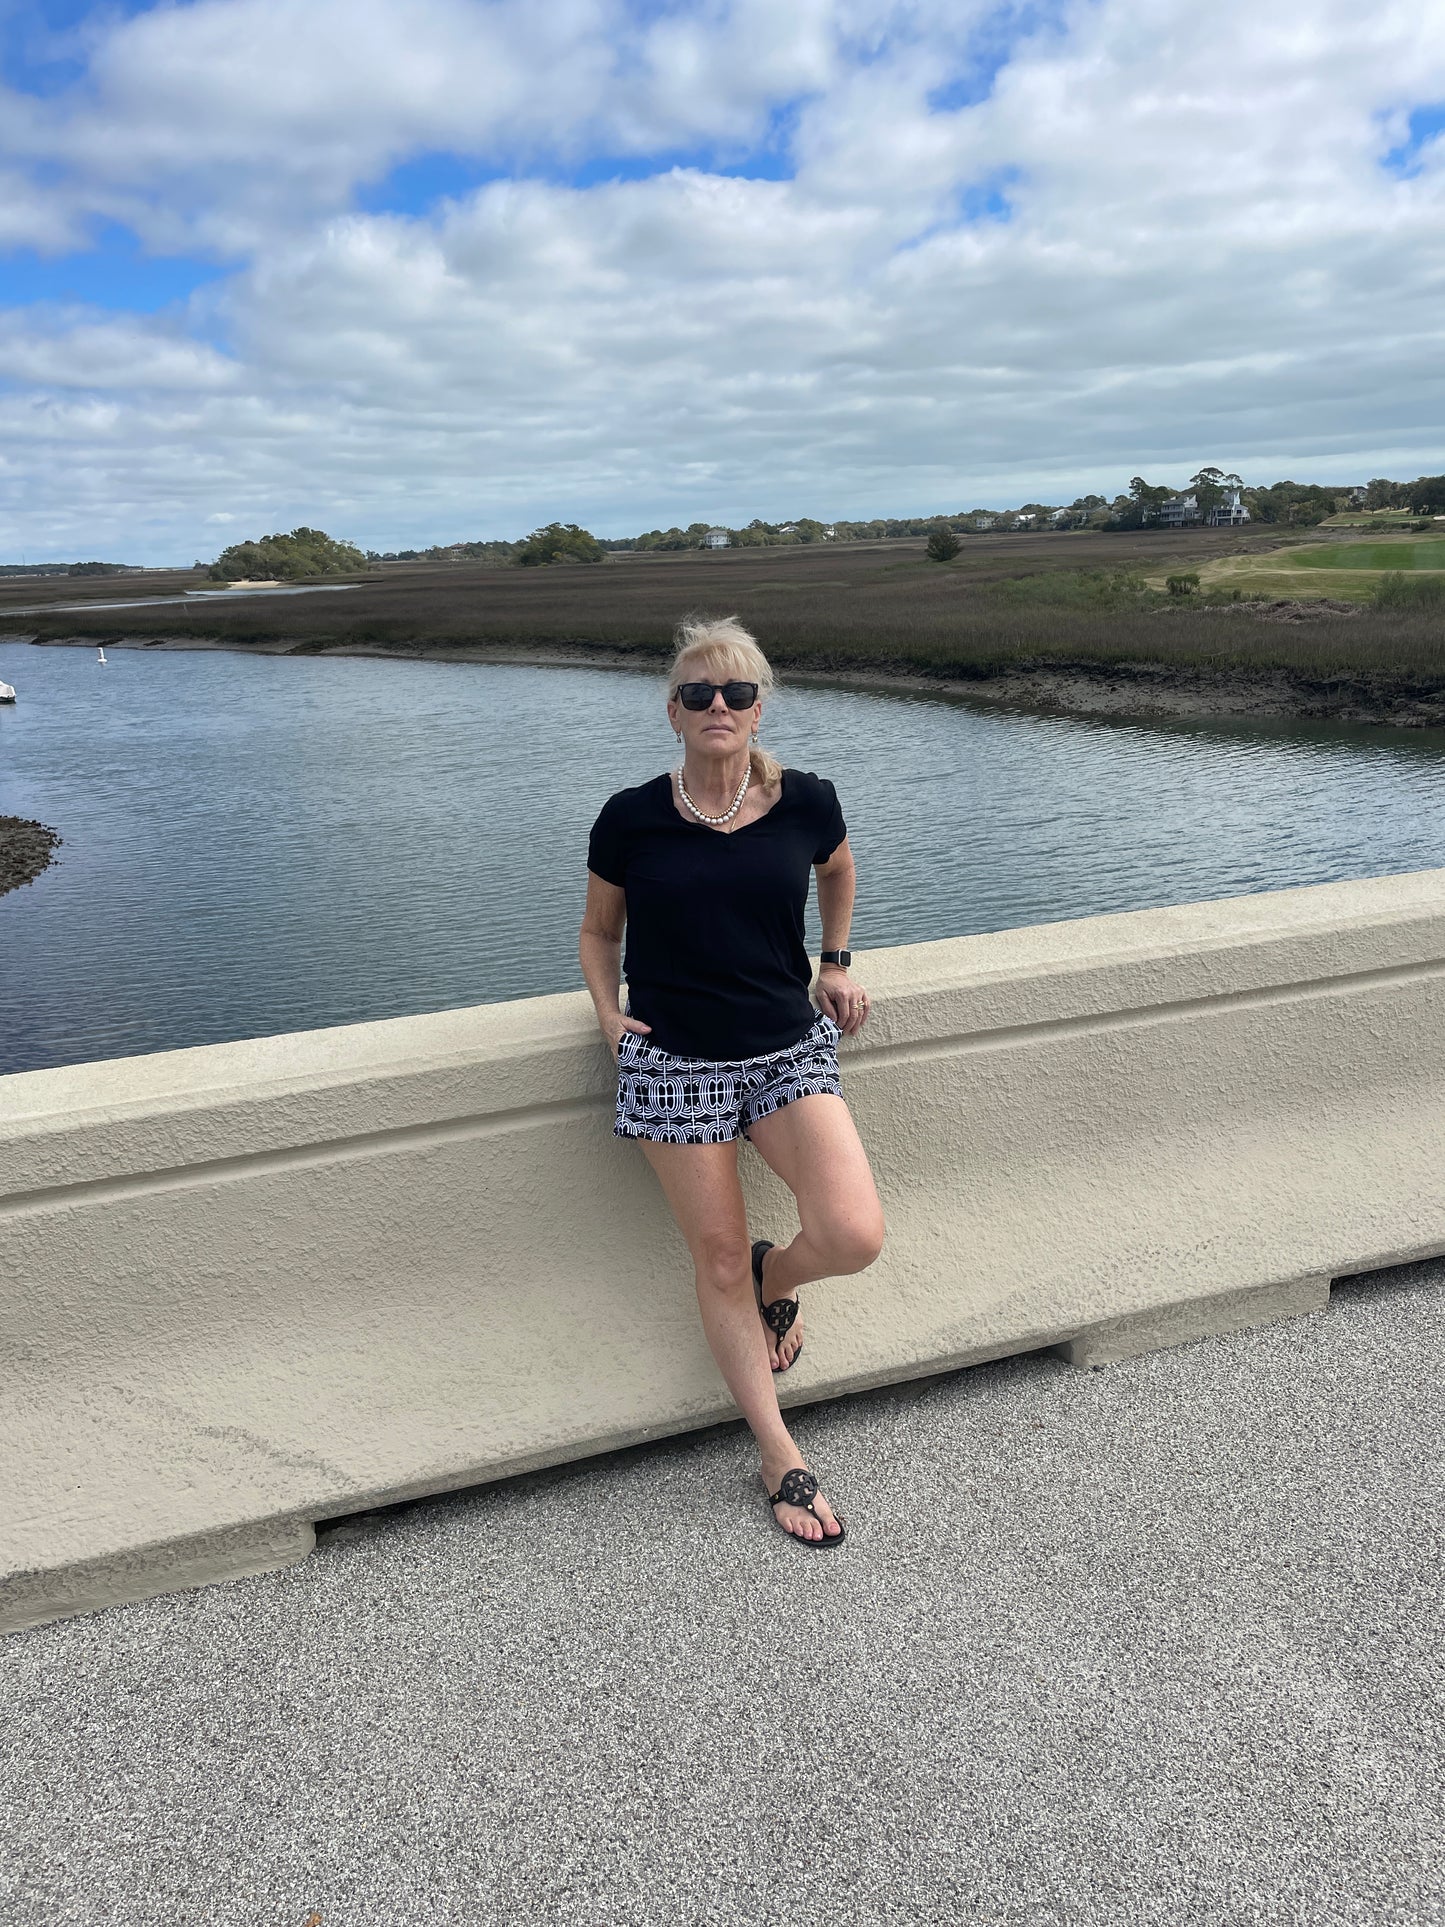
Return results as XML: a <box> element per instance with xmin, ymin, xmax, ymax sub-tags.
<box><xmin>4</xmin><ymin>868</ymin><xmax>1445</xmax><ymax>1633</ymax></box>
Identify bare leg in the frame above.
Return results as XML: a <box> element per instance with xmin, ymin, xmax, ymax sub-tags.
<box><xmin>638</xmin><ymin>1137</ymin><xmax>842</xmax><ymax>1541</ymax></box>
<box><xmin>746</xmin><ymin>1093</ymin><xmax>885</xmax><ymax>1370</ymax></box>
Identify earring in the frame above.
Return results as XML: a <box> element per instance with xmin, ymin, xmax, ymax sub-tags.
<box><xmin>675</xmin><ymin>730</ymin><xmax>683</xmax><ymax>745</ymax></box>
<box><xmin>751</xmin><ymin>727</ymin><xmax>759</xmax><ymax>742</ymax></box>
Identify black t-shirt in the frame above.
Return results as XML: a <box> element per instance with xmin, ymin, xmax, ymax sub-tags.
<box><xmin>587</xmin><ymin>768</ymin><xmax>847</xmax><ymax>1061</ymax></box>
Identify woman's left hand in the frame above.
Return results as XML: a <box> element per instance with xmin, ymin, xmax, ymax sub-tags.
<box><xmin>816</xmin><ymin>964</ymin><xmax>870</xmax><ymax>1037</ymax></box>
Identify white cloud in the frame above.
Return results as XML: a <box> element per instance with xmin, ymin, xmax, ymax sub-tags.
<box><xmin>0</xmin><ymin>0</ymin><xmax>1442</xmax><ymax>559</ymax></box>
<box><xmin>3</xmin><ymin>0</ymin><xmax>852</xmax><ymax>251</ymax></box>
<box><xmin>0</xmin><ymin>312</ymin><xmax>236</xmax><ymax>390</ymax></box>
<box><xmin>0</xmin><ymin>165</ymin><xmax>89</xmax><ymax>252</ymax></box>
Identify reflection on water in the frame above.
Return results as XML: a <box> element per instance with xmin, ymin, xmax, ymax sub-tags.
<box><xmin>3</xmin><ymin>641</ymin><xmax>1444</xmax><ymax>1075</ymax></box>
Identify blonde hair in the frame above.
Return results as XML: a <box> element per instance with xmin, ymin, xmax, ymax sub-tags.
<box><xmin>667</xmin><ymin>615</ymin><xmax>782</xmax><ymax>789</ymax></box>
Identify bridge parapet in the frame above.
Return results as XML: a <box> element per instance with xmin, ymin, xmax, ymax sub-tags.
<box><xmin>5</xmin><ymin>867</ymin><xmax>1445</xmax><ymax>1632</ymax></box>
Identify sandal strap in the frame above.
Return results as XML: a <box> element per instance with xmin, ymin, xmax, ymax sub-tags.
<box><xmin>769</xmin><ymin>1467</ymin><xmax>819</xmax><ymax>1509</ymax></box>
<box><xmin>752</xmin><ymin>1242</ymin><xmax>800</xmax><ymax>1339</ymax></box>
<box><xmin>761</xmin><ymin>1294</ymin><xmax>799</xmax><ymax>1338</ymax></box>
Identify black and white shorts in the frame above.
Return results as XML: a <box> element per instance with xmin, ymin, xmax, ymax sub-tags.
<box><xmin>615</xmin><ymin>1012</ymin><xmax>843</xmax><ymax>1145</ymax></box>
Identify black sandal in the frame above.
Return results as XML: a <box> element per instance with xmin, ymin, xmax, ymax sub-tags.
<box><xmin>765</xmin><ymin>1467</ymin><xmax>846</xmax><ymax>1548</ymax></box>
<box><xmin>751</xmin><ymin>1239</ymin><xmax>803</xmax><ymax>1367</ymax></box>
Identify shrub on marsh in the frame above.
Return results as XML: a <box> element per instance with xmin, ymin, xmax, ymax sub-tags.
<box><xmin>995</xmin><ymin>567</ymin><xmax>1152</xmax><ymax>611</ymax></box>
<box><xmin>209</xmin><ymin>527</ymin><xmax>365</xmax><ymax>582</ymax></box>
<box><xmin>1374</xmin><ymin>572</ymin><xmax>1445</xmax><ymax>610</ymax></box>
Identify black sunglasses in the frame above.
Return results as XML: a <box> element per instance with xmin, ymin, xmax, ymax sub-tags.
<box><xmin>675</xmin><ymin>680</ymin><xmax>759</xmax><ymax>711</ymax></box>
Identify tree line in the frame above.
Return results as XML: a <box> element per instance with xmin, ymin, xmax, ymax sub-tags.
<box><xmin>204</xmin><ymin>471</ymin><xmax>1445</xmax><ymax>580</ymax></box>
<box><xmin>594</xmin><ymin>469</ymin><xmax>1445</xmax><ymax>550</ymax></box>
<box><xmin>1358</xmin><ymin>475</ymin><xmax>1445</xmax><ymax>514</ymax></box>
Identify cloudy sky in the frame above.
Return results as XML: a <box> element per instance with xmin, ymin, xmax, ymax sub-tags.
<box><xmin>1</xmin><ymin>0</ymin><xmax>1442</xmax><ymax>562</ymax></box>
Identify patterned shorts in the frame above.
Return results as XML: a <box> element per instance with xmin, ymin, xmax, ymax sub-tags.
<box><xmin>615</xmin><ymin>1011</ymin><xmax>843</xmax><ymax>1145</ymax></box>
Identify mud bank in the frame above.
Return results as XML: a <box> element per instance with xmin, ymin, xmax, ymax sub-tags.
<box><xmin>0</xmin><ymin>816</ymin><xmax>61</xmax><ymax>897</ymax></box>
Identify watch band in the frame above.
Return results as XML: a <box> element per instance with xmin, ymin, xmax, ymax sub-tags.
<box><xmin>820</xmin><ymin>949</ymin><xmax>852</xmax><ymax>967</ymax></box>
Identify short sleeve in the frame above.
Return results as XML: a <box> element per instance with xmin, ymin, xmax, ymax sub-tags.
<box><xmin>587</xmin><ymin>795</ymin><xmax>628</xmax><ymax>886</ymax></box>
<box><xmin>812</xmin><ymin>777</ymin><xmax>847</xmax><ymax>865</ymax></box>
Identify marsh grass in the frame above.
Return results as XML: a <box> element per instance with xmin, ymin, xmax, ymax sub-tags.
<box><xmin>988</xmin><ymin>567</ymin><xmax>1152</xmax><ymax>610</ymax></box>
<box><xmin>4</xmin><ymin>532</ymin><xmax>1444</xmax><ymax>691</ymax></box>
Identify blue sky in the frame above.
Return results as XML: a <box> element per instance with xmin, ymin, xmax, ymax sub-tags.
<box><xmin>0</xmin><ymin>0</ymin><xmax>107</xmax><ymax>93</ymax></box>
<box><xmin>1</xmin><ymin>221</ymin><xmax>223</xmax><ymax>309</ymax></box>
<box><xmin>1382</xmin><ymin>102</ymin><xmax>1445</xmax><ymax>176</ymax></box>
<box><xmin>0</xmin><ymin>0</ymin><xmax>1442</xmax><ymax>561</ymax></box>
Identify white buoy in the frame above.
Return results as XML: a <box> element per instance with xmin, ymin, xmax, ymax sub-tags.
<box><xmin>0</xmin><ymin>682</ymin><xmax>15</xmax><ymax>703</ymax></box>
<box><xmin>97</xmin><ymin>647</ymin><xmax>108</xmax><ymax>664</ymax></box>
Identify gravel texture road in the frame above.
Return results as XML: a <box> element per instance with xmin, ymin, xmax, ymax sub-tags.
<box><xmin>2</xmin><ymin>1260</ymin><xmax>1442</xmax><ymax>1927</ymax></box>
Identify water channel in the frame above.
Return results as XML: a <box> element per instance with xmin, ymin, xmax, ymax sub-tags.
<box><xmin>3</xmin><ymin>639</ymin><xmax>1444</xmax><ymax>1077</ymax></box>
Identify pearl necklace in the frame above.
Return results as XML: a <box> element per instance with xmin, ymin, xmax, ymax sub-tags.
<box><xmin>677</xmin><ymin>762</ymin><xmax>751</xmax><ymax>826</ymax></box>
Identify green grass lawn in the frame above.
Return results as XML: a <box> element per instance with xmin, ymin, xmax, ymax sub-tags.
<box><xmin>1321</xmin><ymin>512</ymin><xmax>1427</xmax><ymax>529</ymax></box>
<box><xmin>1181</xmin><ymin>536</ymin><xmax>1445</xmax><ymax>605</ymax></box>
<box><xmin>1290</xmin><ymin>540</ymin><xmax>1445</xmax><ymax>571</ymax></box>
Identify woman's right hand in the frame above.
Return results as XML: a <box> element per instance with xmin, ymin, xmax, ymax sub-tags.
<box><xmin>606</xmin><ymin>1018</ymin><xmax>652</xmax><ymax>1061</ymax></box>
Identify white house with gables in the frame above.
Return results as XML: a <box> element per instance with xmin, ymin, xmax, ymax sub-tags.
<box><xmin>1207</xmin><ymin>489</ymin><xmax>1250</xmax><ymax>527</ymax></box>
<box><xmin>1152</xmin><ymin>487</ymin><xmax>1251</xmax><ymax>529</ymax></box>
<box><xmin>703</xmin><ymin>528</ymin><xmax>730</xmax><ymax>549</ymax></box>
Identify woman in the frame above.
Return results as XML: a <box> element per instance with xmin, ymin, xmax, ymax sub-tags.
<box><xmin>579</xmin><ymin>616</ymin><xmax>885</xmax><ymax>1547</ymax></box>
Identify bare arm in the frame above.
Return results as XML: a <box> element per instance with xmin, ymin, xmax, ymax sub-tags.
<box><xmin>813</xmin><ymin>837</ymin><xmax>868</xmax><ymax>1035</ymax></box>
<box><xmin>815</xmin><ymin>836</ymin><xmax>856</xmax><ymax>953</ymax></box>
<box><xmin>579</xmin><ymin>871</ymin><xmax>652</xmax><ymax>1057</ymax></box>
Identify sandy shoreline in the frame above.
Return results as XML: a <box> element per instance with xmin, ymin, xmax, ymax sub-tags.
<box><xmin>11</xmin><ymin>630</ymin><xmax>1445</xmax><ymax>728</ymax></box>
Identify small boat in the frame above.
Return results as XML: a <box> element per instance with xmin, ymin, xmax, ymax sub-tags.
<box><xmin>97</xmin><ymin>647</ymin><xmax>107</xmax><ymax>664</ymax></box>
<box><xmin>0</xmin><ymin>682</ymin><xmax>15</xmax><ymax>703</ymax></box>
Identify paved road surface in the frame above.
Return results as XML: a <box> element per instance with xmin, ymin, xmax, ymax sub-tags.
<box><xmin>3</xmin><ymin>1261</ymin><xmax>1442</xmax><ymax>1925</ymax></box>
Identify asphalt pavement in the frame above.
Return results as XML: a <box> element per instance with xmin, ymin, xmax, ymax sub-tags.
<box><xmin>2</xmin><ymin>1259</ymin><xmax>1442</xmax><ymax>1926</ymax></box>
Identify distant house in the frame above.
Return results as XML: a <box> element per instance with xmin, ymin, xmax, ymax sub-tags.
<box><xmin>777</xmin><ymin>524</ymin><xmax>799</xmax><ymax>535</ymax></box>
<box><xmin>1050</xmin><ymin>508</ymin><xmax>1077</xmax><ymax>527</ymax></box>
<box><xmin>1153</xmin><ymin>493</ymin><xmax>1200</xmax><ymax>528</ymax></box>
<box><xmin>1016</xmin><ymin>512</ymin><xmax>1037</xmax><ymax>527</ymax></box>
<box><xmin>1207</xmin><ymin>488</ymin><xmax>1250</xmax><ymax>528</ymax></box>
<box><xmin>972</xmin><ymin>516</ymin><xmax>996</xmax><ymax>531</ymax></box>
<box><xmin>703</xmin><ymin>528</ymin><xmax>730</xmax><ymax>549</ymax></box>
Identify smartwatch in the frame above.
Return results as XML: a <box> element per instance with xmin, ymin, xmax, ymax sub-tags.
<box><xmin>819</xmin><ymin>950</ymin><xmax>852</xmax><ymax>968</ymax></box>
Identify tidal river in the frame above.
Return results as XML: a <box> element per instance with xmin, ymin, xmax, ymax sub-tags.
<box><xmin>3</xmin><ymin>640</ymin><xmax>1445</xmax><ymax>1077</ymax></box>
